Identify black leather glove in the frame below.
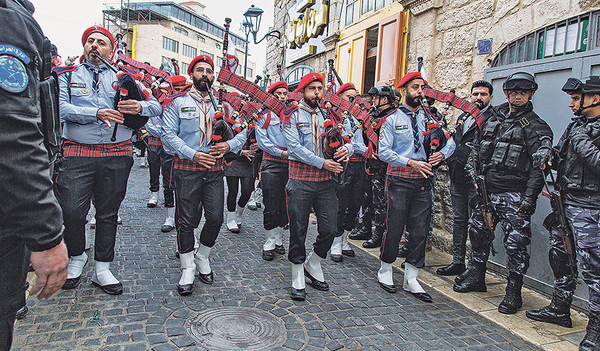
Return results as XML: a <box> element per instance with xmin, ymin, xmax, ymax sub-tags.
<box><xmin>517</xmin><ymin>196</ymin><xmax>536</xmax><ymax>217</ymax></box>
<box><xmin>532</xmin><ymin>138</ymin><xmax>553</xmax><ymax>168</ymax></box>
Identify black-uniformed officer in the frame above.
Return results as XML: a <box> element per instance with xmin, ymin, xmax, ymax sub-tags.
<box><xmin>456</xmin><ymin>72</ymin><xmax>553</xmax><ymax>315</ymax></box>
<box><xmin>527</xmin><ymin>77</ymin><xmax>600</xmax><ymax>350</ymax></box>
<box><xmin>0</xmin><ymin>0</ymin><xmax>68</xmax><ymax>348</ymax></box>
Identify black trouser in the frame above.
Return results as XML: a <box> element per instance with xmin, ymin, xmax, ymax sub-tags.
<box><xmin>226</xmin><ymin>176</ymin><xmax>254</xmax><ymax>212</ymax></box>
<box><xmin>381</xmin><ymin>176</ymin><xmax>432</xmax><ymax>267</ymax></box>
<box><xmin>147</xmin><ymin>143</ymin><xmax>174</xmax><ymax>207</ymax></box>
<box><xmin>335</xmin><ymin>161</ymin><xmax>365</xmax><ymax>236</ymax></box>
<box><xmin>174</xmin><ymin>169</ymin><xmax>224</xmax><ymax>254</ymax></box>
<box><xmin>286</xmin><ymin>179</ymin><xmax>338</xmax><ymax>264</ymax></box>
<box><xmin>363</xmin><ymin>166</ymin><xmax>387</xmax><ymax>234</ymax></box>
<box><xmin>0</xmin><ymin>237</ymin><xmax>29</xmax><ymax>351</ymax></box>
<box><xmin>55</xmin><ymin>156</ymin><xmax>133</xmax><ymax>261</ymax></box>
<box><xmin>450</xmin><ymin>181</ymin><xmax>477</xmax><ymax>264</ymax></box>
<box><xmin>260</xmin><ymin>160</ymin><xmax>288</xmax><ymax>230</ymax></box>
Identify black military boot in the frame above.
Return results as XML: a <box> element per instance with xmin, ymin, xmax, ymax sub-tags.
<box><xmin>363</xmin><ymin>229</ymin><xmax>382</xmax><ymax>248</ymax></box>
<box><xmin>453</xmin><ymin>262</ymin><xmax>486</xmax><ymax>293</ymax></box>
<box><xmin>580</xmin><ymin>311</ymin><xmax>600</xmax><ymax>351</ymax></box>
<box><xmin>349</xmin><ymin>222</ymin><xmax>372</xmax><ymax>241</ymax></box>
<box><xmin>526</xmin><ymin>293</ymin><xmax>572</xmax><ymax>327</ymax></box>
<box><xmin>498</xmin><ymin>272</ymin><xmax>523</xmax><ymax>314</ymax></box>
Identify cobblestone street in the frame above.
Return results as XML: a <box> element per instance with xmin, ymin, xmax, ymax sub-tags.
<box><xmin>11</xmin><ymin>157</ymin><xmax>541</xmax><ymax>350</ymax></box>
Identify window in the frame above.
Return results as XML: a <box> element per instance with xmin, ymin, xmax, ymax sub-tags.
<box><xmin>361</xmin><ymin>0</ymin><xmax>373</xmax><ymax>15</ymax></box>
<box><xmin>182</xmin><ymin>44</ymin><xmax>197</xmax><ymax>58</ymax></box>
<box><xmin>162</xmin><ymin>37</ymin><xmax>178</xmax><ymax>53</ymax></box>
<box><xmin>246</xmin><ymin>67</ymin><xmax>253</xmax><ymax>78</ymax></box>
<box><xmin>345</xmin><ymin>0</ymin><xmax>359</xmax><ymax>26</ymax></box>
<box><xmin>195</xmin><ymin>34</ymin><xmax>205</xmax><ymax>43</ymax></box>
<box><xmin>174</xmin><ymin>27</ymin><xmax>188</xmax><ymax>36</ymax></box>
<box><xmin>214</xmin><ymin>43</ymin><xmax>221</xmax><ymax>50</ymax></box>
<box><xmin>492</xmin><ymin>10</ymin><xmax>598</xmax><ymax>67</ymax></box>
<box><xmin>199</xmin><ymin>50</ymin><xmax>214</xmax><ymax>60</ymax></box>
<box><xmin>181</xmin><ymin>62</ymin><xmax>189</xmax><ymax>74</ymax></box>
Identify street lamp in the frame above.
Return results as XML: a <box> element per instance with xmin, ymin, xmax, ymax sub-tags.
<box><xmin>242</xmin><ymin>20</ymin><xmax>253</xmax><ymax>79</ymax></box>
<box><xmin>242</xmin><ymin>4</ymin><xmax>282</xmax><ymax>79</ymax></box>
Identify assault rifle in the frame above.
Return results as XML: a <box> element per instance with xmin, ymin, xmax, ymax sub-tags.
<box><xmin>468</xmin><ymin>142</ymin><xmax>497</xmax><ymax>256</ymax></box>
<box><xmin>542</xmin><ymin>173</ymin><xmax>578</xmax><ymax>278</ymax></box>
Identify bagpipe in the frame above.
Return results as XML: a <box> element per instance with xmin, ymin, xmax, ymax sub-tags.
<box><xmin>419</xmin><ymin>96</ymin><xmax>450</xmax><ymax>158</ymax></box>
<box><xmin>91</xmin><ymin>52</ymin><xmax>150</xmax><ymax>141</ymax></box>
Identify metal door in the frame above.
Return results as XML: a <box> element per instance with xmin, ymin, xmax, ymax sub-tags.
<box><xmin>483</xmin><ymin>48</ymin><xmax>600</xmax><ymax>308</ymax></box>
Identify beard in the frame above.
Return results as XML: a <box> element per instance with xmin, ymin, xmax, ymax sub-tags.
<box><xmin>193</xmin><ymin>76</ymin><xmax>212</xmax><ymax>91</ymax></box>
<box><xmin>474</xmin><ymin>99</ymin><xmax>485</xmax><ymax>109</ymax></box>
<box><xmin>304</xmin><ymin>96</ymin><xmax>319</xmax><ymax>108</ymax></box>
<box><xmin>405</xmin><ymin>93</ymin><xmax>421</xmax><ymax>108</ymax></box>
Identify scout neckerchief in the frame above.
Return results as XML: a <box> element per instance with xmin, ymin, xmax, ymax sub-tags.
<box><xmin>298</xmin><ymin>99</ymin><xmax>321</xmax><ymax>156</ymax></box>
<box><xmin>189</xmin><ymin>86</ymin><xmax>213</xmax><ymax>146</ymax></box>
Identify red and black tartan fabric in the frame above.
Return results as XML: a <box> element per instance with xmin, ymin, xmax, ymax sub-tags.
<box><xmin>289</xmin><ymin>160</ymin><xmax>332</xmax><ymax>182</ymax></box>
<box><xmin>387</xmin><ymin>165</ymin><xmax>426</xmax><ymax>179</ymax></box>
<box><xmin>173</xmin><ymin>156</ymin><xmax>223</xmax><ymax>172</ymax></box>
<box><xmin>217</xmin><ymin>69</ymin><xmax>286</xmax><ymax>115</ymax></box>
<box><xmin>116</xmin><ymin>54</ymin><xmax>169</xmax><ymax>80</ymax></box>
<box><xmin>148</xmin><ymin>136</ymin><xmax>162</xmax><ymax>146</ymax></box>
<box><xmin>349</xmin><ymin>153</ymin><xmax>364</xmax><ymax>162</ymax></box>
<box><xmin>287</xmin><ymin>91</ymin><xmax>302</xmax><ymax>102</ymax></box>
<box><xmin>223</xmin><ymin>92</ymin><xmax>244</xmax><ymax>111</ymax></box>
<box><xmin>263</xmin><ymin>147</ymin><xmax>288</xmax><ymax>164</ymax></box>
<box><xmin>321</xmin><ymin>89</ymin><xmax>370</xmax><ymax>122</ymax></box>
<box><xmin>423</xmin><ymin>87</ymin><xmax>484</xmax><ymax>129</ymax></box>
<box><xmin>62</xmin><ymin>139</ymin><xmax>133</xmax><ymax>157</ymax></box>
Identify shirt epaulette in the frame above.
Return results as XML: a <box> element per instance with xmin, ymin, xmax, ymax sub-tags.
<box><xmin>52</xmin><ymin>65</ymin><xmax>77</xmax><ymax>75</ymax></box>
<box><xmin>280</xmin><ymin>105</ymin><xmax>298</xmax><ymax>126</ymax></box>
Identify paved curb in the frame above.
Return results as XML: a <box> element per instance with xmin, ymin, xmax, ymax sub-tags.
<box><xmin>349</xmin><ymin>238</ymin><xmax>587</xmax><ymax>351</ymax></box>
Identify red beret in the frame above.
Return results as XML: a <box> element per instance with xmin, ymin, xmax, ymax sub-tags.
<box><xmin>82</xmin><ymin>26</ymin><xmax>115</xmax><ymax>48</ymax></box>
<box><xmin>397</xmin><ymin>72</ymin><xmax>424</xmax><ymax>88</ymax></box>
<box><xmin>336</xmin><ymin>83</ymin><xmax>356</xmax><ymax>95</ymax></box>
<box><xmin>267</xmin><ymin>81</ymin><xmax>288</xmax><ymax>94</ymax></box>
<box><xmin>294</xmin><ymin>73</ymin><xmax>324</xmax><ymax>93</ymax></box>
<box><xmin>188</xmin><ymin>55</ymin><xmax>214</xmax><ymax>74</ymax></box>
<box><xmin>169</xmin><ymin>75</ymin><xmax>187</xmax><ymax>85</ymax></box>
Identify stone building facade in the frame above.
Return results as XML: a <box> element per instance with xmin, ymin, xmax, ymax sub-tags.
<box><xmin>266</xmin><ymin>0</ymin><xmax>600</xmax><ymax>244</ymax></box>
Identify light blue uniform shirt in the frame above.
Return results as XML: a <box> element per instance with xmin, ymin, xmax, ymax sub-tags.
<box><xmin>283</xmin><ymin>103</ymin><xmax>354</xmax><ymax>169</ymax></box>
<box><xmin>145</xmin><ymin>115</ymin><xmax>162</xmax><ymax>139</ymax></box>
<box><xmin>256</xmin><ymin>111</ymin><xmax>287</xmax><ymax>157</ymax></box>
<box><xmin>379</xmin><ymin>106</ymin><xmax>455</xmax><ymax>168</ymax></box>
<box><xmin>337</xmin><ymin>114</ymin><xmax>366</xmax><ymax>155</ymax></box>
<box><xmin>161</xmin><ymin>92</ymin><xmax>241</xmax><ymax>161</ymax></box>
<box><xmin>59</xmin><ymin>62</ymin><xmax>162</xmax><ymax>144</ymax></box>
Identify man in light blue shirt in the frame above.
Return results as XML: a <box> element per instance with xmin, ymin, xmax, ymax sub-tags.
<box><xmin>377</xmin><ymin>72</ymin><xmax>454</xmax><ymax>303</ymax></box>
<box><xmin>56</xmin><ymin>26</ymin><xmax>162</xmax><ymax>296</ymax></box>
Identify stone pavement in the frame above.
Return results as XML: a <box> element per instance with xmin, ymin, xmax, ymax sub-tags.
<box><xmin>12</xmin><ymin>156</ymin><xmax>543</xmax><ymax>351</ymax></box>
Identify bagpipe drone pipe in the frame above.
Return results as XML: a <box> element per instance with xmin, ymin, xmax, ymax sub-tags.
<box><xmin>419</xmin><ymin>97</ymin><xmax>451</xmax><ymax>160</ymax></box>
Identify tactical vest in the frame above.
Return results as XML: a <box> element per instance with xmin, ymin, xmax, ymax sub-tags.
<box><xmin>559</xmin><ymin>118</ymin><xmax>600</xmax><ymax>193</ymax></box>
<box><xmin>479</xmin><ymin>115</ymin><xmax>531</xmax><ymax>176</ymax></box>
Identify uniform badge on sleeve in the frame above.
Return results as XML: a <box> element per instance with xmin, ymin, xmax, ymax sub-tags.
<box><xmin>0</xmin><ymin>45</ymin><xmax>30</xmax><ymax>94</ymax></box>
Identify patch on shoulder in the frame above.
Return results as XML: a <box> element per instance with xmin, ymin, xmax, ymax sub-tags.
<box><xmin>0</xmin><ymin>55</ymin><xmax>28</xmax><ymax>93</ymax></box>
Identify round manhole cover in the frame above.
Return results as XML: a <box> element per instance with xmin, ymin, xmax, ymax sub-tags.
<box><xmin>185</xmin><ymin>307</ymin><xmax>286</xmax><ymax>350</ymax></box>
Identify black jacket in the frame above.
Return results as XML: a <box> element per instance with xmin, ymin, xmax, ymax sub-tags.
<box><xmin>447</xmin><ymin>105</ymin><xmax>495</xmax><ymax>185</ymax></box>
<box><xmin>0</xmin><ymin>0</ymin><xmax>63</xmax><ymax>252</ymax></box>
<box><xmin>553</xmin><ymin>115</ymin><xmax>600</xmax><ymax>208</ymax></box>
<box><xmin>465</xmin><ymin>102</ymin><xmax>553</xmax><ymax>202</ymax></box>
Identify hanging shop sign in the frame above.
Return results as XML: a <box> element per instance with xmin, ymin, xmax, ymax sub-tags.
<box><xmin>285</xmin><ymin>0</ymin><xmax>329</xmax><ymax>49</ymax></box>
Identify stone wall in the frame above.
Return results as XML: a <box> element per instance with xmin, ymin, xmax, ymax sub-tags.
<box><xmin>404</xmin><ymin>0</ymin><xmax>598</xmax><ymax>238</ymax></box>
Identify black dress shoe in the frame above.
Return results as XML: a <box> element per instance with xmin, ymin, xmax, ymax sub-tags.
<box><xmin>161</xmin><ymin>224</ymin><xmax>174</xmax><ymax>233</ymax></box>
<box><xmin>342</xmin><ymin>249</ymin><xmax>355</xmax><ymax>257</ymax></box>
<box><xmin>274</xmin><ymin>245</ymin><xmax>285</xmax><ymax>255</ymax></box>
<box><xmin>304</xmin><ymin>269</ymin><xmax>329</xmax><ymax>291</ymax></box>
<box><xmin>331</xmin><ymin>254</ymin><xmax>342</xmax><ymax>262</ymax></box>
<box><xmin>408</xmin><ymin>291</ymin><xmax>432</xmax><ymax>303</ymax></box>
<box><xmin>362</xmin><ymin>239</ymin><xmax>381</xmax><ymax>249</ymax></box>
<box><xmin>62</xmin><ymin>276</ymin><xmax>81</xmax><ymax>290</ymax></box>
<box><xmin>397</xmin><ymin>245</ymin><xmax>409</xmax><ymax>258</ymax></box>
<box><xmin>290</xmin><ymin>287</ymin><xmax>306</xmax><ymax>301</ymax></box>
<box><xmin>177</xmin><ymin>283</ymin><xmax>194</xmax><ymax>296</ymax></box>
<box><xmin>15</xmin><ymin>306</ymin><xmax>28</xmax><ymax>320</ymax></box>
<box><xmin>379</xmin><ymin>282</ymin><xmax>397</xmax><ymax>293</ymax></box>
<box><xmin>349</xmin><ymin>231</ymin><xmax>371</xmax><ymax>241</ymax></box>
<box><xmin>436</xmin><ymin>263</ymin><xmax>466</xmax><ymax>276</ymax></box>
<box><xmin>199</xmin><ymin>271</ymin><xmax>214</xmax><ymax>285</ymax></box>
<box><xmin>262</xmin><ymin>250</ymin><xmax>275</xmax><ymax>261</ymax></box>
<box><xmin>92</xmin><ymin>281</ymin><xmax>124</xmax><ymax>295</ymax></box>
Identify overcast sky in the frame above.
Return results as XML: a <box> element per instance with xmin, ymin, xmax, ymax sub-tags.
<box><xmin>31</xmin><ymin>0</ymin><xmax>275</xmax><ymax>72</ymax></box>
